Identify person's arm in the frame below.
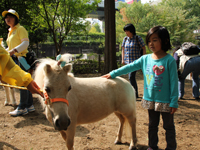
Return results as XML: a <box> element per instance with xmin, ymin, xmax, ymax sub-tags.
<box><xmin>173</xmin><ymin>52</ymin><xmax>179</xmax><ymax>70</ymax></box>
<box><xmin>101</xmin><ymin>73</ymin><xmax>111</xmax><ymax>79</ymax></box>
<box><xmin>121</xmin><ymin>37</ymin><xmax>127</xmax><ymax>65</ymax></box>
<box><xmin>0</xmin><ymin>45</ymin><xmax>43</xmax><ymax>97</ymax></box>
<box><xmin>9</xmin><ymin>26</ymin><xmax>29</xmax><ymax>56</ymax></box>
<box><xmin>170</xmin><ymin>108</ymin><xmax>177</xmax><ymax>114</ymax></box>
<box><xmin>9</xmin><ymin>41</ymin><xmax>29</xmax><ymax>56</ymax></box>
<box><xmin>168</xmin><ymin>59</ymin><xmax>179</xmax><ymax>110</ymax></box>
<box><xmin>142</xmin><ymin>46</ymin><xmax>146</xmax><ymax>55</ymax></box>
<box><xmin>110</xmin><ymin>62</ymin><xmax>138</xmax><ymax>79</ymax></box>
<box><xmin>27</xmin><ymin>80</ymin><xmax>43</xmax><ymax>97</ymax></box>
<box><xmin>121</xmin><ymin>47</ymin><xmax>125</xmax><ymax>65</ymax></box>
<box><xmin>102</xmin><ymin>57</ymin><xmax>143</xmax><ymax>79</ymax></box>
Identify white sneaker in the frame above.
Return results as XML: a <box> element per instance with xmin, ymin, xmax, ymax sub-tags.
<box><xmin>27</xmin><ymin>105</ymin><xmax>35</xmax><ymax>112</ymax></box>
<box><xmin>9</xmin><ymin>108</ymin><xmax>28</xmax><ymax>117</ymax></box>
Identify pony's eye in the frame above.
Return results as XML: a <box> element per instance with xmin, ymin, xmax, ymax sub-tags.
<box><xmin>45</xmin><ymin>87</ymin><xmax>51</xmax><ymax>93</ymax></box>
<box><xmin>68</xmin><ymin>85</ymin><xmax>71</xmax><ymax>91</ymax></box>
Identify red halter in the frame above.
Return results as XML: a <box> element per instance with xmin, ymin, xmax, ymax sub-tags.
<box><xmin>43</xmin><ymin>90</ymin><xmax>69</xmax><ymax>106</ymax></box>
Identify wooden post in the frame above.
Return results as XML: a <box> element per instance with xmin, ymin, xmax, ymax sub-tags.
<box><xmin>103</xmin><ymin>0</ymin><xmax>117</xmax><ymax>74</ymax></box>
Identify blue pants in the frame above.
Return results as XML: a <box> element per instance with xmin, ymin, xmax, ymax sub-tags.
<box><xmin>128</xmin><ymin>71</ymin><xmax>138</xmax><ymax>97</ymax></box>
<box><xmin>179</xmin><ymin>56</ymin><xmax>200</xmax><ymax>98</ymax></box>
<box><xmin>18</xmin><ymin>63</ymin><xmax>33</xmax><ymax>109</ymax></box>
<box><xmin>148</xmin><ymin>110</ymin><xmax>177</xmax><ymax>150</ymax></box>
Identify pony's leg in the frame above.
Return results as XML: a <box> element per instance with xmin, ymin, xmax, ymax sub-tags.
<box><xmin>65</xmin><ymin>123</ymin><xmax>76</xmax><ymax>150</ymax></box>
<box><xmin>60</xmin><ymin>130</ymin><xmax>67</xmax><ymax>141</ymax></box>
<box><xmin>4</xmin><ymin>86</ymin><xmax>11</xmax><ymax>106</ymax></box>
<box><xmin>114</xmin><ymin>112</ymin><xmax>125</xmax><ymax>144</ymax></box>
<box><xmin>10</xmin><ymin>88</ymin><xmax>17</xmax><ymax>106</ymax></box>
<box><xmin>126</xmin><ymin>113</ymin><xmax>137</xmax><ymax>150</ymax></box>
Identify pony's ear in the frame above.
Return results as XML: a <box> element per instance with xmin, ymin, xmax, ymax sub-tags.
<box><xmin>63</xmin><ymin>64</ymin><xmax>72</xmax><ymax>74</ymax></box>
<box><xmin>43</xmin><ymin>64</ymin><xmax>52</xmax><ymax>75</ymax></box>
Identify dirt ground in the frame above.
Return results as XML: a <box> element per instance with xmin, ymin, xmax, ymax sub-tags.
<box><xmin>0</xmin><ymin>72</ymin><xmax>199</xmax><ymax>150</ymax></box>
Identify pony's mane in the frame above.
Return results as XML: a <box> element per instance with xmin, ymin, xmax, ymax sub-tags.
<box><xmin>68</xmin><ymin>73</ymin><xmax>74</xmax><ymax>77</ymax></box>
<box><xmin>38</xmin><ymin>58</ymin><xmax>60</xmax><ymax>70</ymax></box>
<box><xmin>33</xmin><ymin>58</ymin><xmax>56</xmax><ymax>89</ymax></box>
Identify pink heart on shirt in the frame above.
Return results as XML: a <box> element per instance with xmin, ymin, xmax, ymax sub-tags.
<box><xmin>153</xmin><ymin>65</ymin><xmax>165</xmax><ymax>75</ymax></box>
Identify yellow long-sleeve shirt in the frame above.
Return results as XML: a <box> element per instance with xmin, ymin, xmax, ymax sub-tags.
<box><xmin>6</xmin><ymin>23</ymin><xmax>29</xmax><ymax>57</ymax></box>
<box><xmin>0</xmin><ymin>45</ymin><xmax>32</xmax><ymax>87</ymax></box>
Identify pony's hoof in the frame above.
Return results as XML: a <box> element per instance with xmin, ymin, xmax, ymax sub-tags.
<box><xmin>4</xmin><ymin>103</ymin><xmax>9</xmax><ymax>106</ymax></box>
<box><xmin>129</xmin><ymin>146</ymin><xmax>137</xmax><ymax>150</ymax></box>
<box><xmin>114</xmin><ymin>140</ymin><xmax>122</xmax><ymax>145</ymax></box>
<box><xmin>11</xmin><ymin>103</ymin><xmax>17</xmax><ymax>107</ymax></box>
<box><xmin>4</xmin><ymin>102</ymin><xmax>17</xmax><ymax>107</ymax></box>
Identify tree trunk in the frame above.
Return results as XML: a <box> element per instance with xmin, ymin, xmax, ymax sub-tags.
<box><xmin>103</xmin><ymin>0</ymin><xmax>117</xmax><ymax>74</ymax></box>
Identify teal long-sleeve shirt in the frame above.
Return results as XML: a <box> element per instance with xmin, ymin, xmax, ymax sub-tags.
<box><xmin>110</xmin><ymin>54</ymin><xmax>179</xmax><ymax>108</ymax></box>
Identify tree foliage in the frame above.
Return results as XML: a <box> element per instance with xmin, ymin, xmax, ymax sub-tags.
<box><xmin>0</xmin><ymin>0</ymin><xmax>101</xmax><ymax>56</ymax></box>
<box><xmin>0</xmin><ymin>0</ymin><xmax>49</xmax><ymax>53</ymax></box>
<box><xmin>0</xmin><ymin>0</ymin><xmax>33</xmax><ymax>41</ymax></box>
<box><xmin>116</xmin><ymin>2</ymin><xmax>157</xmax><ymax>48</ymax></box>
<box><xmin>1</xmin><ymin>0</ymin><xmax>200</xmax><ymax>59</ymax></box>
<box><xmin>93</xmin><ymin>23</ymin><xmax>102</xmax><ymax>33</ymax></box>
<box><xmin>116</xmin><ymin>0</ymin><xmax>199</xmax><ymax>50</ymax></box>
<box><xmin>29</xmin><ymin>0</ymin><xmax>101</xmax><ymax>56</ymax></box>
<box><xmin>89</xmin><ymin>23</ymin><xmax>101</xmax><ymax>33</ymax></box>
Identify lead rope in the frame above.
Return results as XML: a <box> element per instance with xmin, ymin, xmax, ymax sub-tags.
<box><xmin>0</xmin><ymin>82</ymin><xmax>43</xmax><ymax>93</ymax></box>
<box><xmin>43</xmin><ymin>89</ymin><xmax>52</xmax><ymax>105</ymax></box>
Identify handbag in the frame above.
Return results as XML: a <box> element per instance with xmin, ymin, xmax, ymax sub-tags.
<box><xmin>22</xmin><ymin>51</ymin><xmax>37</xmax><ymax>70</ymax></box>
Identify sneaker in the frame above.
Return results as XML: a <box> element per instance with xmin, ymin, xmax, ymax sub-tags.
<box><xmin>27</xmin><ymin>105</ymin><xmax>35</xmax><ymax>112</ymax></box>
<box><xmin>9</xmin><ymin>108</ymin><xmax>28</xmax><ymax>117</ymax></box>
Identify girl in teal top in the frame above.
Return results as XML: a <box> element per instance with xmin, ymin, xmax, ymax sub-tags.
<box><xmin>102</xmin><ymin>26</ymin><xmax>178</xmax><ymax>150</ymax></box>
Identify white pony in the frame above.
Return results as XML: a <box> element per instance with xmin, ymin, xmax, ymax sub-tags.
<box><xmin>0</xmin><ymin>38</ymin><xmax>16</xmax><ymax>106</ymax></box>
<box><xmin>33</xmin><ymin>58</ymin><xmax>137</xmax><ymax>150</ymax></box>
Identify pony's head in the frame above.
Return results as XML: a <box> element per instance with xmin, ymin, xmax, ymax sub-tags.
<box><xmin>34</xmin><ymin>59</ymin><xmax>72</xmax><ymax>131</ymax></box>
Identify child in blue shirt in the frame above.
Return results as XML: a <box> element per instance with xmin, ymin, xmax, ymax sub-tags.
<box><xmin>102</xmin><ymin>26</ymin><xmax>178</xmax><ymax>150</ymax></box>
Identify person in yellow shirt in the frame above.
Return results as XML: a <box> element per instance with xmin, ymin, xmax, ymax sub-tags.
<box><xmin>2</xmin><ymin>9</ymin><xmax>36</xmax><ymax>116</ymax></box>
<box><xmin>0</xmin><ymin>45</ymin><xmax>43</xmax><ymax>98</ymax></box>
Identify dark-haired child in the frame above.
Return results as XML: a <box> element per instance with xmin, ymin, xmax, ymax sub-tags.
<box><xmin>102</xmin><ymin>26</ymin><xmax>178</xmax><ymax>150</ymax></box>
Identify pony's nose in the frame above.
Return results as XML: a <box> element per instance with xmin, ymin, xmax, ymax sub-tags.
<box><xmin>55</xmin><ymin>118</ymin><xmax>71</xmax><ymax>131</ymax></box>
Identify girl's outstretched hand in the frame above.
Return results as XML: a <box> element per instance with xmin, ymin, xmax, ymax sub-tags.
<box><xmin>27</xmin><ymin>80</ymin><xmax>44</xmax><ymax>97</ymax></box>
<box><xmin>101</xmin><ymin>74</ymin><xmax>111</xmax><ymax>79</ymax></box>
<box><xmin>170</xmin><ymin>107</ymin><xmax>177</xmax><ymax>114</ymax></box>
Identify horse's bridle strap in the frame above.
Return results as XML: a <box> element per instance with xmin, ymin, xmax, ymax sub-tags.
<box><xmin>44</xmin><ymin>98</ymin><xmax>69</xmax><ymax>106</ymax></box>
<box><xmin>51</xmin><ymin>98</ymin><xmax>69</xmax><ymax>106</ymax></box>
<box><xmin>43</xmin><ymin>90</ymin><xmax>69</xmax><ymax>106</ymax></box>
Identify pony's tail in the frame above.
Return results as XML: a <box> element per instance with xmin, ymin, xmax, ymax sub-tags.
<box><xmin>124</xmin><ymin>91</ymin><xmax>137</xmax><ymax>144</ymax></box>
<box><xmin>124</xmin><ymin>118</ymin><xmax>132</xmax><ymax>140</ymax></box>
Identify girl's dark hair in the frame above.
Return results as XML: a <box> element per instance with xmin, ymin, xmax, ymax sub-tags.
<box><xmin>5</xmin><ymin>13</ymin><xmax>19</xmax><ymax>25</ymax></box>
<box><xmin>123</xmin><ymin>24</ymin><xmax>136</xmax><ymax>35</ymax></box>
<box><xmin>146</xmin><ymin>26</ymin><xmax>171</xmax><ymax>52</ymax></box>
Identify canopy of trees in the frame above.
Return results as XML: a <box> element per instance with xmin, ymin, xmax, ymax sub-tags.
<box><xmin>0</xmin><ymin>0</ymin><xmax>101</xmax><ymax>56</ymax></box>
<box><xmin>0</xmin><ymin>0</ymin><xmax>199</xmax><ymax>57</ymax></box>
<box><xmin>116</xmin><ymin>0</ymin><xmax>200</xmax><ymax>48</ymax></box>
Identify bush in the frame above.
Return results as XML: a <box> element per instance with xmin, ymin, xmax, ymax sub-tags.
<box><xmin>72</xmin><ymin>59</ymin><xmax>103</xmax><ymax>74</ymax></box>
